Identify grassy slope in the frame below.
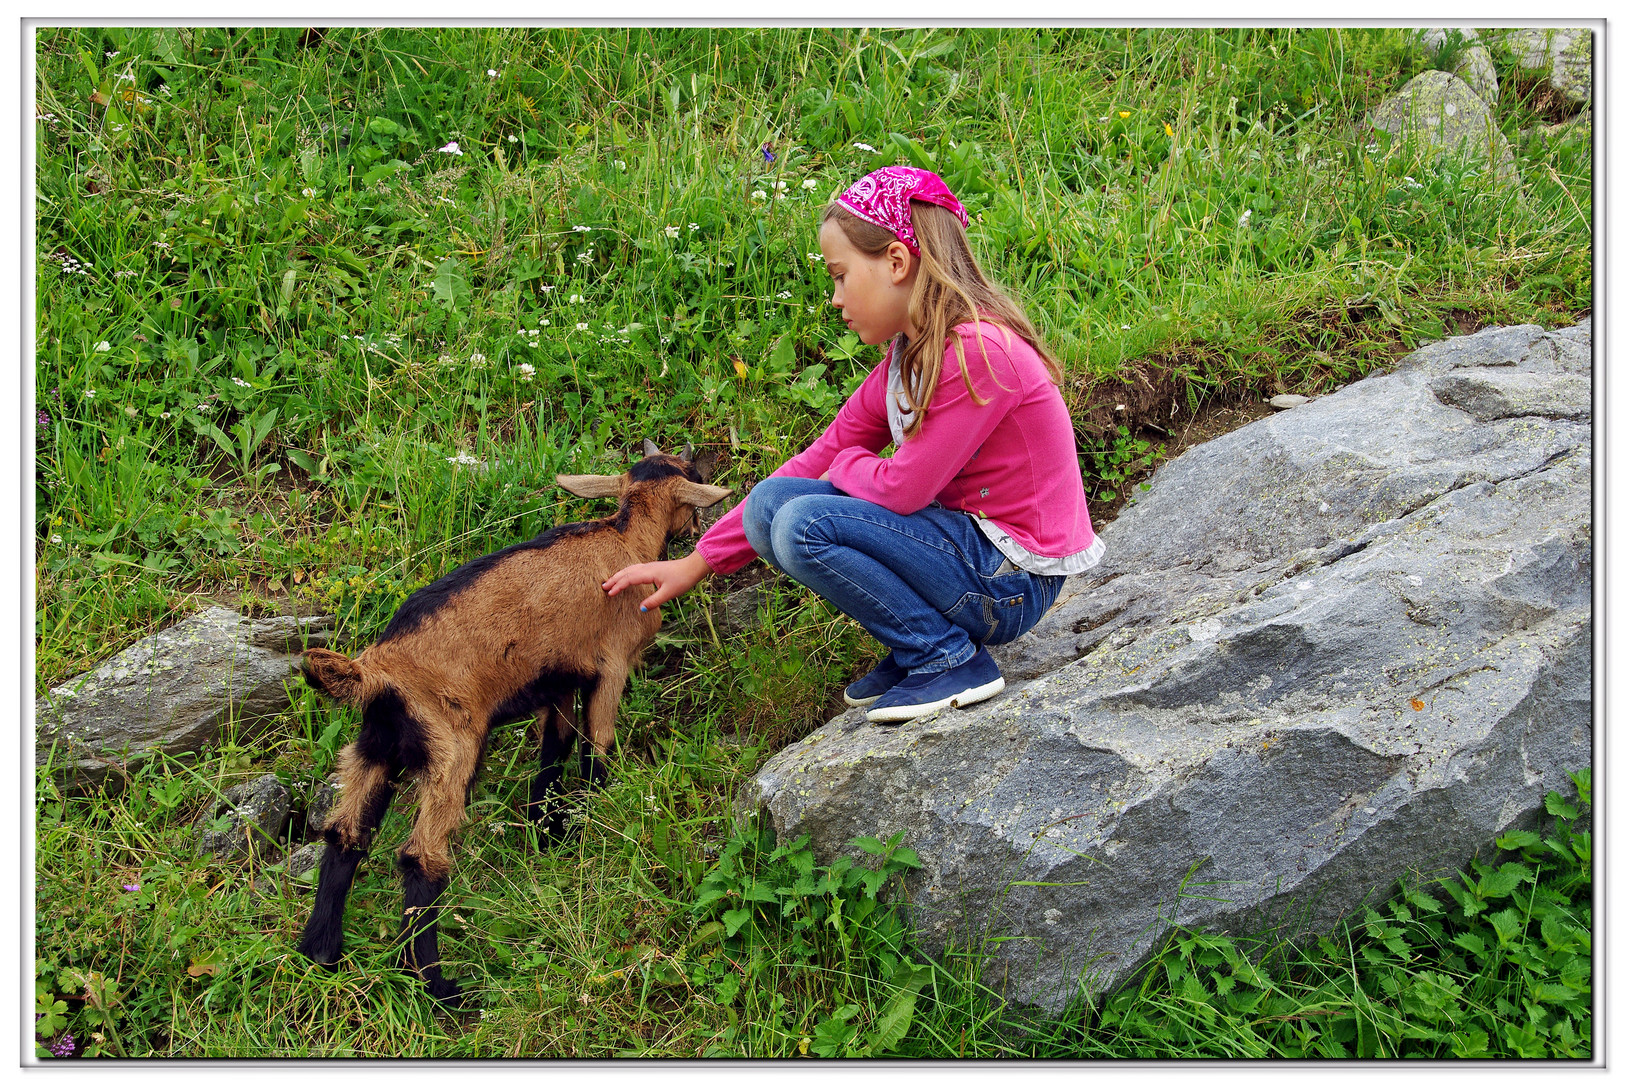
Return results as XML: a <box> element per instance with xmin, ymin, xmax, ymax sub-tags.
<box><xmin>33</xmin><ymin>27</ymin><xmax>1590</xmax><ymax>1058</ymax></box>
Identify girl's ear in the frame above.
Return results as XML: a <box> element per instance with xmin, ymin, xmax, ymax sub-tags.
<box><xmin>886</xmin><ymin>240</ymin><xmax>915</xmax><ymax>284</ymax></box>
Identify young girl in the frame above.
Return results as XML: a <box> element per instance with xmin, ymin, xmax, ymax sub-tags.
<box><xmin>604</xmin><ymin>166</ymin><xmax>1103</xmax><ymax>722</ymax></box>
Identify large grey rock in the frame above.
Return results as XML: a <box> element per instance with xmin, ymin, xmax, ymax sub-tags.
<box><xmin>1367</xmin><ymin>70</ymin><xmax>1518</xmax><ymax>186</ymax></box>
<box><xmin>1502</xmin><ymin>28</ymin><xmax>1592</xmax><ymax>106</ymax></box>
<box><xmin>35</xmin><ymin>607</ymin><xmax>332</xmax><ymax>793</ymax></box>
<box><xmin>1416</xmin><ymin>27</ymin><xmax>1499</xmax><ymax>104</ymax></box>
<box><xmin>197</xmin><ymin>773</ymin><xmax>291</xmax><ymax>860</ymax></box>
<box><xmin>743</xmin><ymin>319</ymin><xmax>1591</xmax><ymax>1013</ymax></box>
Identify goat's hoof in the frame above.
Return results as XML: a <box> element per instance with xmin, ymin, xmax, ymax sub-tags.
<box><xmin>296</xmin><ymin>938</ymin><xmax>343</xmax><ymax>969</ymax></box>
<box><xmin>426</xmin><ymin>976</ymin><xmax>464</xmax><ymax>1008</ymax></box>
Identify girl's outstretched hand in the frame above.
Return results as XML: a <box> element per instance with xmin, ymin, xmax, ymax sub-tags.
<box><xmin>603</xmin><ymin>549</ymin><xmax>712</xmax><ymax>612</ymax></box>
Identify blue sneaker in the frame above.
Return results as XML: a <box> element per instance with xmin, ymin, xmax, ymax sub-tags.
<box><xmin>843</xmin><ymin>652</ymin><xmax>906</xmax><ymax>707</ymax></box>
<box><xmin>865</xmin><ymin>647</ymin><xmax>1005</xmax><ymax>723</ymax></box>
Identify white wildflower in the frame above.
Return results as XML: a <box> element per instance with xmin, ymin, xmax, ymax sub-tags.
<box><xmin>487</xmin><ymin>68</ymin><xmax>499</xmax><ymax>77</ymax></box>
<box><xmin>94</xmin><ymin>341</ymin><xmax>111</xmax><ymax>352</ymax></box>
<box><xmin>751</xmin><ymin>189</ymin><xmax>767</xmax><ymax>200</ymax></box>
<box><xmin>802</xmin><ymin>178</ymin><xmax>817</xmax><ymax>190</ymax></box>
<box><xmin>688</xmin><ymin>222</ymin><xmax>699</xmax><ymax>230</ymax></box>
<box><xmin>508</xmin><ymin>134</ymin><xmax>518</xmax><ymax>143</ymax></box>
<box><xmin>664</xmin><ymin>225</ymin><xmax>680</xmax><ymax>239</ymax></box>
<box><xmin>539</xmin><ymin>320</ymin><xmax>550</xmax><ymax>326</ymax></box>
<box><xmin>572</xmin><ymin>225</ymin><xmax>592</xmax><ymax>233</ymax></box>
<box><xmin>777</xmin><ymin>290</ymin><xmax>792</xmax><ymax>299</ymax></box>
<box><xmin>853</xmin><ymin>142</ymin><xmax>877</xmax><ymax>153</ymax></box>
<box><xmin>575</xmin><ymin>322</ymin><xmax>589</xmax><ymax>330</ymax></box>
<box><xmin>615</xmin><ymin>160</ymin><xmax>626</xmax><ymax>170</ymax></box>
<box><xmin>160</xmin><ymin>411</ymin><xmax>170</xmax><ymax>419</ymax></box>
<box><xmin>517</xmin><ymin>363</ymin><xmax>536</xmax><ymax>381</ymax></box>
<box><xmin>436</xmin><ymin>141</ymin><xmax>464</xmax><ymax>156</ymax></box>
<box><xmin>232</xmin><ymin>377</ymin><xmax>251</xmax><ymax>388</ymax></box>
<box><xmin>1238</xmin><ymin>209</ymin><xmax>1252</xmax><ymax>228</ymax></box>
<box><xmin>569</xmin><ymin>294</ymin><xmax>584</xmax><ymax>304</ymax></box>
<box><xmin>807</xmin><ymin>252</ymin><xmax>824</xmax><ymax>262</ymax></box>
<box><xmin>50</xmin><ymin>534</ymin><xmax>62</xmax><ymax>544</ymax></box>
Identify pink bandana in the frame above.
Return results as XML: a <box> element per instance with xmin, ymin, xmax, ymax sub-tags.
<box><xmin>835</xmin><ymin>167</ymin><xmax>969</xmax><ymax>258</ymax></box>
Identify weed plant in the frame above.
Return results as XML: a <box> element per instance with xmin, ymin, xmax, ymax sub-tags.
<box><xmin>33</xmin><ymin>27</ymin><xmax>1590</xmax><ymax>1058</ymax></box>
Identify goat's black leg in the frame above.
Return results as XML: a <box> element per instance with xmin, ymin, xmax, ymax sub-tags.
<box><xmin>580</xmin><ymin>665</ymin><xmax>626</xmax><ymax>792</ymax></box>
<box><xmin>398</xmin><ymin>855</ymin><xmax>460</xmax><ymax>1004</ymax></box>
<box><xmin>579</xmin><ymin>743</ymin><xmax>610</xmax><ymax>790</ymax></box>
<box><xmin>529</xmin><ymin>698</ymin><xmax>578</xmax><ymax>846</ymax></box>
<box><xmin>396</xmin><ymin>736</ymin><xmax>482</xmax><ymax>1006</ymax></box>
<box><xmin>297</xmin><ymin>748</ymin><xmax>395</xmax><ymax>967</ymax></box>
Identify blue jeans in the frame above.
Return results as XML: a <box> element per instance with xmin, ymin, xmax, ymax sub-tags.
<box><xmin>741</xmin><ymin>477</ymin><xmax>1066</xmax><ymax>674</ymax></box>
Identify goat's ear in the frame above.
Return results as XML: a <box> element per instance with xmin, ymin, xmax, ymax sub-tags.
<box><xmin>641</xmin><ymin>439</ymin><xmax>662</xmax><ymax>458</ymax></box>
<box><xmin>555</xmin><ymin>474</ymin><xmax>624</xmax><ymax>499</ymax></box>
<box><xmin>691</xmin><ymin>449</ymin><xmax>719</xmax><ymax>482</ymax></box>
<box><xmin>303</xmin><ymin>648</ymin><xmax>363</xmax><ymax>705</ymax></box>
<box><xmin>677</xmin><ymin>480</ymin><xmax>732</xmax><ymax>508</ymax></box>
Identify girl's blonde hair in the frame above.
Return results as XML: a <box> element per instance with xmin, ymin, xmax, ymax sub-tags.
<box><xmin>821</xmin><ymin>200</ymin><xmax>1063</xmax><ymax>440</ymax></box>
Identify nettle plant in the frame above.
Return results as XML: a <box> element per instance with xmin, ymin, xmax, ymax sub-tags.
<box><xmin>690</xmin><ymin>822</ymin><xmax>931</xmax><ymax>1057</ymax></box>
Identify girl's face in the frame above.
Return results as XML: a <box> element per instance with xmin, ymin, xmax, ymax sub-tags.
<box><xmin>818</xmin><ymin>219</ymin><xmax>917</xmax><ymax>346</ymax></box>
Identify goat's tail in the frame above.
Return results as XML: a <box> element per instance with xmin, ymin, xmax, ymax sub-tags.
<box><xmin>302</xmin><ymin>647</ymin><xmax>365</xmax><ymax>705</ymax></box>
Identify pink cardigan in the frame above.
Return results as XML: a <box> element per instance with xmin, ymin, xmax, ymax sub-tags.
<box><xmin>696</xmin><ymin>321</ymin><xmax>1097</xmax><ymax>576</ymax></box>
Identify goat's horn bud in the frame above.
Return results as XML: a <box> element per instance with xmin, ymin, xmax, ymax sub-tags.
<box><xmin>641</xmin><ymin>439</ymin><xmax>662</xmax><ymax>457</ymax></box>
<box><xmin>679</xmin><ymin>443</ymin><xmax>695</xmax><ymax>462</ymax></box>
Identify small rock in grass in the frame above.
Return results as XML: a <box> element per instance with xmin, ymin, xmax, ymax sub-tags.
<box><xmin>1269</xmin><ymin>394</ymin><xmax>1311</xmax><ymax>410</ymax></box>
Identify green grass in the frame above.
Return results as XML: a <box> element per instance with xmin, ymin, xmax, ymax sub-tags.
<box><xmin>33</xmin><ymin>26</ymin><xmax>1591</xmax><ymax>1058</ymax></box>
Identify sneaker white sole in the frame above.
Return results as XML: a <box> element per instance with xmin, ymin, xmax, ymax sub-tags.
<box><xmin>865</xmin><ymin>677</ymin><xmax>1005</xmax><ymax>724</ymax></box>
<box><xmin>844</xmin><ymin>690</ymin><xmax>884</xmax><ymax>707</ymax></box>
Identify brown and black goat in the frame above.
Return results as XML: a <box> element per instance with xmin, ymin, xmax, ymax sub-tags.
<box><xmin>295</xmin><ymin>443</ymin><xmax>729</xmax><ymax>1003</ymax></box>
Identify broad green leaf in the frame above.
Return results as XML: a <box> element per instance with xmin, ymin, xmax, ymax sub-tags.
<box><xmin>1496</xmin><ymin>829</ymin><xmax>1542</xmax><ymax>851</ymax></box>
<box><xmin>204</xmin><ymin>423</ymin><xmax>237</xmax><ymax>458</ymax></box>
<box><xmin>1451</xmin><ymin>930</ymin><xmax>1489</xmax><ymax>959</ymax></box>
<box><xmin>1487</xmin><ymin>908</ymin><xmax>1524</xmax><ymax>948</ymax></box>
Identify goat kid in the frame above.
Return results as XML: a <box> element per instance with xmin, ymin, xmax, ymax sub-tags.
<box><xmin>295</xmin><ymin>444</ymin><xmax>729</xmax><ymax>1003</ymax></box>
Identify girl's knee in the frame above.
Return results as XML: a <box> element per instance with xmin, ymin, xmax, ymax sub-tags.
<box><xmin>746</xmin><ymin>479</ymin><xmax>833</xmax><ymax>562</ymax></box>
<box><xmin>768</xmin><ymin>499</ymin><xmax>833</xmax><ymax>571</ymax></box>
<box><xmin>742</xmin><ymin>483</ymin><xmax>789</xmax><ymax>558</ymax></box>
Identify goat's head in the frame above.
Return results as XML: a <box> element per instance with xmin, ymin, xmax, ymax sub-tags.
<box><xmin>555</xmin><ymin>441</ymin><xmax>731</xmax><ymax>538</ymax></box>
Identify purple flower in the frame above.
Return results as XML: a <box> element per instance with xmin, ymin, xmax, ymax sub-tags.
<box><xmin>123</xmin><ymin>883</ymin><xmax>140</xmax><ymax>892</ymax></box>
<box><xmin>761</xmin><ymin>143</ymin><xmax>775</xmax><ymax>164</ymax></box>
<box><xmin>38</xmin><ymin>410</ymin><xmax>50</xmax><ymax>426</ymax></box>
<box><xmin>50</xmin><ymin>1034</ymin><xmax>75</xmax><ymax>1057</ymax></box>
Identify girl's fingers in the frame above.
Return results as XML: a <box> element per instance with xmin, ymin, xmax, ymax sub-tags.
<box><xmin>639</xmin><ymin>583</ymin><xmax>676</xmax><ymax>611</ymax></box>
<box><xmin>603</xmin><ymin>565</ymin><xmax>653</xmax><ymax>596</ymax></box>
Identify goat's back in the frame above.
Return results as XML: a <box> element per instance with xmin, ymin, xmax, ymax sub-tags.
<box><xmin>355</xmin><ymin>527</ymin><xmax>657</xmax><ymax>718</ymax></box>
